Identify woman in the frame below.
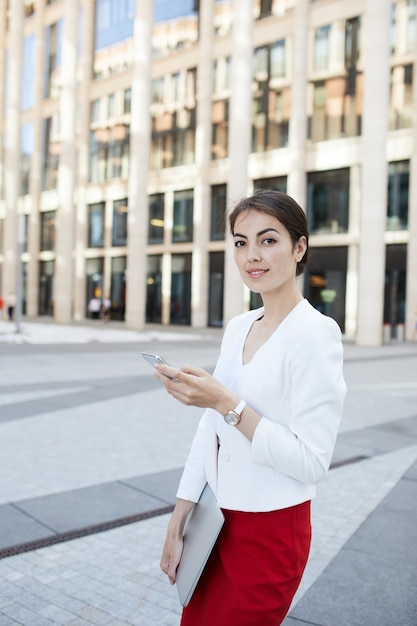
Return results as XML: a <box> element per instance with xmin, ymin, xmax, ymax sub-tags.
<box><xmin>156</xmin><ymin>190</ymin><xmax>346</xmax><ymax>625</ymax></box>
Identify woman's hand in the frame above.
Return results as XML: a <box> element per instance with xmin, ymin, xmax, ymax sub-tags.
<box><xmin>160</xmin><ymin>529</ymin><xmax>184</xmax><ymax>585</ymax></box>
<box><xmin>154</xmin><ymin>363</ymin><xmax>238</xmax><ymax>415</ymax></box>
<box><xmin>160</xmin><ymin>498</ymin><xmax>195</xmax><ymax>584</ymax></box>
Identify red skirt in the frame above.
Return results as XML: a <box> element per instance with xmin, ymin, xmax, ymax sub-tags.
<box><xmin>180</xmin><ymin>501</ymin><xmax>311</xmax><ymax>626</ymax></box>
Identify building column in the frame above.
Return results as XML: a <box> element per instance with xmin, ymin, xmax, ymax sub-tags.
<box><xmin>345</xmin><ymin>164</ymin><xmax>361</xmax><ymax>338</ymax></box>
<box><xmin>73</xmin><ymin>0</ymin><xmax>96</xmax><ymax>321</ymax></box>
<box><xmin>125</xmin><ymin>0</ymin><xmax>154</xmax><ymax>330</ymax></box>
<box><xmin>26</xmin><ymin>0</ymin><xmax>46</xmax><ymax>317</ymax></box>
<box><xmin>191</xmin><ymin>0</ymin><xmax>213</xmax><ymax>328</ymax></box>
<box><xmin>223</xmin><ymin>0</ymin><xmax>253</xmax><ymax>324</ymax></box>
<box><xmin>286</xmin><ymin>0</ymin><xmax>309</xmax><ymax>207</ymax></box>
<box><xmin>0</xmin><ymin>0</ymin><xmax>7</xmax><ymax>206</ymax></box>
<box><xmin>405</xmin><ymin>29</ymin><xmax>417</xmax><ymax>341</ymax></box>
<box><xmin>2</xmin><ymin>0</ymin><xmax>23</xmax><ymax>307</ymax></box>
<box><xmin>356</xmin><ymin>0</ymin><xmax>391</xmax><ymax>346</ymax></box>
<box><xmin>54</xmin><ymin>0</ymin><xmax>78</xmax><ymax>323</ymax></box>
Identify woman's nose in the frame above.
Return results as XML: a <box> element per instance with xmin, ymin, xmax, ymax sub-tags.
<box><xmin>247</xmin><ymin>243</ymin><xmax>261</xmax><ymax>261</ymax></box>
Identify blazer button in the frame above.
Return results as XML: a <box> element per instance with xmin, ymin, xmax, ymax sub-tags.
<box><xmin>221</xmin><ymin>451</ymin><xmax>231</xmax><ymax>462</ymax></box>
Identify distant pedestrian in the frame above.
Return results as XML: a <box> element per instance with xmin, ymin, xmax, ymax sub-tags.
<box><xmin>6</xmin><ymin>293</ymin><xmax>16</xmax><ymax>321</ymax></box>
<box><xmin>0</xmin><ymin>295</ymin><xmax>3</xmax><ymax>320</ymax></box>
<box><xmin>88</xmin><ymin>297</ymin><xmax>101</xmax><ymax>319</ymax></box>
<box><xmin>101</xmin><ymin>296</ymin><xmax>111</xmax><ymax>323</ymax></box>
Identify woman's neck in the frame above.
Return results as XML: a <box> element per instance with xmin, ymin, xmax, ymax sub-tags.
<box><xmin>258</xmin><ymin>289</ymin><xmax>303</xmax><ymax>327</ymax></box>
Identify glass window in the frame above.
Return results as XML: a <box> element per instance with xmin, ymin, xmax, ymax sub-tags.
<box><xmin>40</xmin><ymin>211</ymin><xmax>56</xmax><ymax>251</ymax></box>
<box><xmin>173</xmin><ymin>189</ymin><xmax>193</xmax><ymax>243</ymax></box>
<box><xmin>94</xmin><ymin>0</ymin><xmax>134</xmax><ymax>49</ymax></box>
<box><xmin>213</xmin><ymin>0</ymin><xmax>232</xmax><ymax>36</ymax></box>
<box><xmin>384</xmin><ymin>244</ymin><xmax>406</xmax><ymax>333</ymax></box>
<box><xmin>270</xmin><ymin>40</ymin><xmax>286</xmax><ymax>78</ymax></box>
<box><xmin>90</xmin><ymin>99</ymin><xmax>102</xmax><ymax>123</ymax></box>
<box><xmin>123</xmin><ymin>88</ymin><xmax>131</xmax><ymax>114</ymax></box>
<box><xmin>110</xmin><ymin>256</ymin><xmax>126</xmax><ymax>320</ymax></box>
<box><xmin>307</xmin><ymin>169</ymin><xmax>349</xmax><ymax>235</ymax></box>
<box><xmin>314</xmin><ymin>25</ymin><xmax>331</xmax><ymax>72</ymax></box>
<box><xmin>254</xmin><ymin>176</ymin><xmax>286</xmax><ymax>192</ymax></box>
<box><xmin>257</xmin><ymin>0</ymin><xmax>273</xmax><ymax>19</ymax></box>
<box><xmin>25</xmin><ymin>1</ymin><xmax>35</xmax><ymax>18</ymax></box>
<box><xmin>21</xmin><ymin>35</ymin><xmax>35</xmax><ymax>109</ymax></box>
<box><xmin>252</xmin><ymin>44</ymin><xmax>290</xmax><ymax>152</ymax></box>
<box><xmin>406</xmin><ymin>0</ymin><xmax>416</xmax><ymax>53</ymax></box>
<box><xmin>20</xmin><ymin>123</ymin><xmax>34</xmax><ymax>196</ymax></box>
<box><xmin>88</xmin><ymin>202</ymin><xmax>105</xmax><ymax>247</ymax></box>
<box><xmin>208</xmin><ymin>251</ymin><xmax>224</xmax><ymax>327</ymax></box>
<box><xmin>146</xmin><ymin>255</ymin><xmax>162</xmax><ymax>323</ymax></box>
<box><xmin>148</xmin><ymin>194</ymin><xmax>165</xmax><ymax>244</ymax></box>
<box><xmin>39</xmin><ymin>260</ymin><xmax>54</xmax><ymax>316</ymax></box>
<box><xmin>304</xmin><ymin>246</ymin><xmax>347</xmax><ymax>332</ymax></box>
<box><xmin>85</xmin><ymin>257</ymin><xmax>104</xmax><ymax>315</ymax></box>
<box><xmin>210</xmin><ymin>185</ymin><xmax>226</xmax><ymax>241</ymax></box>
<box><xmin>387</xmin><ymin>161</ymin><xmax>409</xmax><ymax>231</ymax></box>
<box><xmin>89</xmin><ymin>124</ymin><xmax>129</xmax><ymax>182</ymax></box>
<box><xmin>41</xmin><ymin>115</ymin><xmax>60</xmax><ymax>191</ymax></box>
<box><xmin>44</xmin><ymin>19</ymin><xmax>63</xmax><ymax>98</ymax></box>
<box><xmin>170</xmin><ymin>253</ymin><xmax>192</xmax><ymax>325</ymax></box>
<box><xmin>112</xmin><ymin>199</ymin><xmax>128</xmax><ymax>246</ymax></box>
<box><xmin>389</xmin><ymin>64</ymin><xmax>413</xmax><ymax>130</ymax></box>
<box><xmin>152</xmin><ymin>78</ymin><xmax>164</xmax><ymax>105</ymax></box>
<box><xmin>153</xmin><ymin>0</ymin><xmax>199</xmax><ymax>58</ymax></box>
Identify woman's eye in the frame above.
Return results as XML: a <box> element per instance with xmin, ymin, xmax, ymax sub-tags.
<box><xmin>234</xmin><ymin>240</ymin><xmax>245</xmax><ymax>247</ymax></box>
<box><xmin>262</xmin><ymin>237</ymin><xmax>276</xmax><ymax>245</ymax></box>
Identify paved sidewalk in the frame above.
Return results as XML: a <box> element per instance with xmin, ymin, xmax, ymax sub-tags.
<box><xmin>1</xmin><ymin>318</ymin><xmax>417</xmax><ymax>625</ymax></box>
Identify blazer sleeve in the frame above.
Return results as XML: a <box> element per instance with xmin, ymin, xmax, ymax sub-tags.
<box><xmin>251</xmin><ymin>316</ymin><xmax>346</xmax><ymax>485</ymax></box>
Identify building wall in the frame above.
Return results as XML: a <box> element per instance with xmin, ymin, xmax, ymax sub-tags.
<box><xmin>0</xmin><ymin>0</ymin><xmax>416</xmax><ymax>345</ymax></box>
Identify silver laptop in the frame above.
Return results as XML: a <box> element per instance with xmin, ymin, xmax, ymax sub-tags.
<box><xmin>176</xmin><ymin>483</ymin><xmax>225</xmax><ymax>607</ymax></box>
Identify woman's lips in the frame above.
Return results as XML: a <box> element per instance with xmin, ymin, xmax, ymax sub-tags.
<box><xmin>247</xmin><ymin>269</ymin><xmax>268</xmax><ymax>278</ymax></box>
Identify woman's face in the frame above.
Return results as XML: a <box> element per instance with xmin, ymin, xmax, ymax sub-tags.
<box><xmin>232</xmin><ymin>209</ymin><xmax>306</xmax><ymax>297</ymax></box>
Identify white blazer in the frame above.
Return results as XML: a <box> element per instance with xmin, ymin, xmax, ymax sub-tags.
<box><xmin>176</xmin><ymin>299</ymin><xmax>346</xmax><ymax>512</ymax></box>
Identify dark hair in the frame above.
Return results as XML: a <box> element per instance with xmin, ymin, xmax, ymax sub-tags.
<box><xmin>229</xmin><ymin>189</ymin><xmax>310</xmax><ymax>276</ymax></box>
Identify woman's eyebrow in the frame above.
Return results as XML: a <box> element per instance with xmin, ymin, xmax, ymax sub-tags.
<box><xmin>233</xmin><ymin>227</ymin><xmax>280</xmax><ymax>238</ymax></box>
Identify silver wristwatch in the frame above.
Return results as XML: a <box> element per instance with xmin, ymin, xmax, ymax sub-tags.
<box><xmin>223</xmin><ymin>400</ymin><xmax>246</xmax><ymax>426</ymax></box>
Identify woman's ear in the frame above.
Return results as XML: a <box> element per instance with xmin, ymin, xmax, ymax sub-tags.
<box><xmin>296</xmin><ymin>236</ymin><xmax>307</xmax><ymax>262</ymax></box>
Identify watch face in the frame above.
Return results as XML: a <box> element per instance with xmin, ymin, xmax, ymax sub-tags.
<box><xmin>224</xmin><ymin>411</ymin><xmax>239</xmax><ymax>426</ymax></box>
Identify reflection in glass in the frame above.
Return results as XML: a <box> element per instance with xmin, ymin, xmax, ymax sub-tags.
<box><xmin>40</xmin><ymin>211</ymin><xmax>56</xmax><ymax>251</ymax></box>
<box><xmin>146</xmin><ymin>255</ymin><xmax>162</xmax><ymax>323</ymax></box>
<box><xmin>148</xmin><ymin>194</ymin><xmax>165</xmax><ymax>244</ymax></box>
<box><xmin>88</xmin><ymin>203</ymin><xmax>105</xmax><ymax>247</ymax></box>
<box><xmin>210</xmin><ymin>185</ymin><xmax>226</xmax><ymax>241</ymax></box>
<box><xmin>307</xmin><ymin>169</ymin><xmax>349</xmax><ymax>235</ymax></box>
<box><xmin>44</xmin><ymin>20</ymin><xmax>63</xmax><ymax>98</ymax></box>
<box><xmin>39</xmin><ymin>260</ymin><xmax>54</xmax><ymax>316</ymax></box>
<box><xmin>112</xmin><ymin>199</ymin><xmax>128</xmax><ymax>246</ymax></box>
<box><xmin>20</xmin><ymin>123</ymin><xmax>34</xmax><ymax>195</ymax></box>
<box><xmin>22</xmin><ymin>35</ymin><xmax>35</xmax><ymax>109</ymax></box>
<box><xmin>389</xmin><ymin>64</ymin><xmax>413</xmax><ymax>130</ymax></box>
<box><xmin>41</xmin><ymin>115</ymin><xmax>60</xmax><ymax>191</ymax></box>
<box><xmin>110</xmin><ymin>256</ymin><xmax>126</xmax><ymax>320</ymax></box>
<box><xmin>208</xmin><ymin>252</ymin><xmax>224</xmax><ymax>327</ymax></box>
<box><xmin>153</xmin><ymin>0</ymin><xmax>199</xmax><ymax>59</ymax></box>
<box><xmin>173</xmin><ymin>189</ymin><xmax>193</xmax><ymax>243</ymax></box>
<box><xmin>170</xmin><ymin>253</ymin><xmax>192</xmax><ymax>325</ymax></box>
<box><xmin>387</xmin><ymin>161</ymin><xmax>409</xmax><ymax>231</ymax></box>
<box><xmin>252</xmin><ymin>42</ymin><xmax>290</xmax><ymax>152</ymax></box>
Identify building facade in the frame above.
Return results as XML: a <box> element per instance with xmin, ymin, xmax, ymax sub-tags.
<box><xmin>0</xmin><ymin>0</ymin><xmax>416</xmax><ymax>345</ymax></box>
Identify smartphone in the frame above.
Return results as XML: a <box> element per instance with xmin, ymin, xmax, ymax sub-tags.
<box><xmin>141</xmin><ymin>352</ymin><xmax>177</xmax><ymax>380</ymax></box>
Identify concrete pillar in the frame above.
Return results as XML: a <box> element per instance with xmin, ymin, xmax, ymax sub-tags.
<box><xmin>191</xmin><ymin>0</ymin><xmax>213</xmax><ymax>328</ymax></box>
<box><xmin>287</xmin><ymin>0</ymin><xmax>309</xmax><ymax>208</ymax></box>
<box><xmin>224</xmin><ymin>0</ymin><xmax>253</xmax><ymax>324</ymax></box>
<box><xmin>405</xmin><ymin>19</ymin><xmax>417</xmax><ymax>341</ymax></box>
<box><xmin>26</xmin><ymin>0</ymin><xmax>46</xmax><ymax>317</ymax></box>
<box><xmin>2</xmin><ymin>0</ymin><xmax>23</xmax><ymax>305</ymax></box>
<box><xmin>0</xmin><ymin>0</ymin><xmax>7</xmax><ymax>205</ymax></box>
<box><xmin>345</xmin><ymin>164</ymin><xmax>361</xmax><ymax>338</ymax></box>
<box><xmin>125</xmin><ymin>0</ymin><xmax>154</xmax><ymax>330</ymax></box>
<box><xmin>54</xmin><ymin>0</ymin><xmax>78</xmax><ymax>323</ymax></box>
<box><xmin>73</xmin><ymin>0</ymin><xmax>96</xmax><ymax>321</ymax></box>
<box><xmin>356</xmin><ymin>0</ymin><xmax>391</xmax><ymax>346</ymax></box>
